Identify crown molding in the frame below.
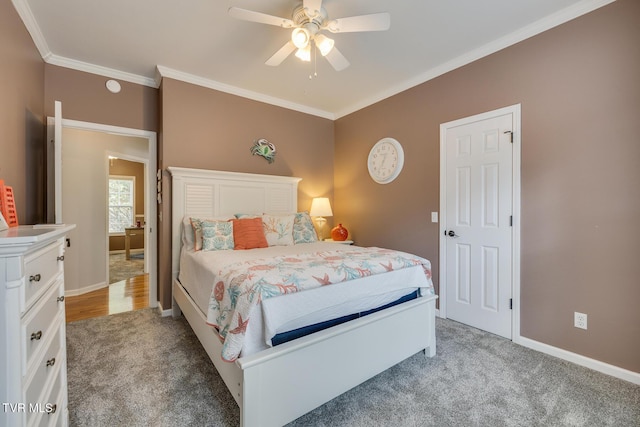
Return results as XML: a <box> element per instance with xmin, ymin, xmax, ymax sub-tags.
<box><xmin>46</xmin><ymin>54</ymin><xmax>157</xmax><ymax>88</ymax></box>
<box><xmin>156</xmin><ymin>65</ymin><xmax>335</xmax><ymax>120</ymax></box>
<box><xmin>334</xmin><ymin>0</ymin><xmax>616</xmax><ymax>119</ymax></box>
<box><xmin>12</xmin><ymin>0</ymin><xmax>157</xmax><ymax>88</ymax></box>
<box><xmin>11</xmin><ymin>0</ymin><xmax>50</xmax><ymax>59</ymax></box>
<box><xmin>13</xmin><ymin>0</ymin><xmax>614</xmax><ymax>120</ymax></box>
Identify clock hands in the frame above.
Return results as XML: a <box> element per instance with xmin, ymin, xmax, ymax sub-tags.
<box><xmin>380</xmin><ymin>153</ymin><xmax>388</xmax><ymax>169</ymax></box>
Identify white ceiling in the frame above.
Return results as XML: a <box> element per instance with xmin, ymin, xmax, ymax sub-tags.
<box><xmin>14</xmin><ymin>0</ymin><xmax>612</xmax><ymax>119</ymax></box>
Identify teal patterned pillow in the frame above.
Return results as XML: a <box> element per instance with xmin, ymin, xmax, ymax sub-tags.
<box><xmin>293</xmin><ymin>212</ymin><xmax>318</xmax><ymax>244</ymax></box>
<box><xmin>200</xmin><ymin>220</ymin><xmax>234</xmax><ymax>251</ymax></box>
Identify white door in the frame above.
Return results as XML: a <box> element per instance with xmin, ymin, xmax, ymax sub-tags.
<box><xmin>441</xmin><ymin>107</ymin><xmax>518</xmax><ymax>339</ymax></box>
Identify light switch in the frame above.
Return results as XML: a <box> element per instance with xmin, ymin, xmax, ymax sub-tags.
<box><xmin>431</xmin><ymin>212</ymin><xmax>438</xmax><ymax>223</ymax></box>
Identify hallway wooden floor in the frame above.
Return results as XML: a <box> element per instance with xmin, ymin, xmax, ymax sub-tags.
<box><xmin>65</xmin><ymin>274</ymin><xmax>149</xmax><ymax>322</ymax></box>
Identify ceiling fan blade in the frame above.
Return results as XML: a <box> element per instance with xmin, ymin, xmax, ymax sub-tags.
<box><xmin>265</xmin><ymin>41</ymin><xmax>296</xmax><ymax>66</ymax></box>
<box><xmin>324</xmin><ymin>46</ymin><xmax>350</xmax><ymax>71</ymax></box>
<box><xmin>303</xmin><ymin>0</ymin><xmax>323</xmax><ymax>17</ymax></box>
<box><xmin>228</xmin><ymin>7</ymin><xmax>294</xmax><ymax>28</ymax></box>
<box><xmin>326</xmin><ymin>12</ymin><xmax>391</xmax><ymax>33</ymax></box>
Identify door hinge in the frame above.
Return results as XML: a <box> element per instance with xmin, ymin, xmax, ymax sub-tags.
<box><xmin>504</xmin><ymin>130</ymin><xmax>513</xmax><ymax>143</ymax></box>
<box><xmin>510</xmin><ymin>298</ymin><xmax>513</xmax><ymax>310</ymax></box>
<box><xmin>510</xmin><ymin>216</ymin><xmax>513</xmax><ymax>226</ymax></box>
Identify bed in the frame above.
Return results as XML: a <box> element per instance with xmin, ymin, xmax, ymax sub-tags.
<box><xmin>169</xmin><ymin>167</ymin><xmax>438</xmax><ymax>426</ymax></box>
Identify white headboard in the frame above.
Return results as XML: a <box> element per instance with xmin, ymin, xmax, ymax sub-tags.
<box><xmin>168</xmin><ymin>167</ymin><xmax>302</xmax><ymax>281</ymax></box>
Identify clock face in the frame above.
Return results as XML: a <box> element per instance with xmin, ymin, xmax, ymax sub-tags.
<box><xmin>367</xmin><ymin>138</ymin><xmax>404</xmax><ymax>184</ymax></box>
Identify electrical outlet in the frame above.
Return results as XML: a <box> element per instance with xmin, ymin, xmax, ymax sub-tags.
<box><xmin>574</xmin><ymin>312</ymin><xmax>587</xmax><ymax>330</ymax></box>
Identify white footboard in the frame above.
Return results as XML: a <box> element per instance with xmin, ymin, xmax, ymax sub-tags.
<box><xmin>173</xmin><ymin>279</ymin><xmax>437</xmax><ymax>427</ymax></box>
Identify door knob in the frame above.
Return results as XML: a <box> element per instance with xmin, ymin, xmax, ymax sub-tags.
<box><xmin>447</xmin><ymin>230</ymin><xmax>459</xmax><ymax>237</ymax></box>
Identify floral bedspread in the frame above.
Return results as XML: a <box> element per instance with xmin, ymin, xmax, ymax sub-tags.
<box><xmin>206</xmin><ymin>247</ymin><xmax>433</xmax><ymax>361</ymax></box>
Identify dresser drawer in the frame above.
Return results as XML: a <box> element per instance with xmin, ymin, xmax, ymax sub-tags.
<box><xmin>28</xmin><ymin>365</ymin><xmax>64</xmax><ymax>427</ymax></box>
<box><xmin>25</xmin><ymin>241</ymin><xmax>64</xmax><ymax>312</ymax></box>
<box><xmin>22</xmin><ymin>280</ymin><xmax>65</xmax><ymax>373</ymax></box>
<box><xmin>25</xmin><ymin>325</ymin><xmax>63</xmax><ymax>407</ymax></box>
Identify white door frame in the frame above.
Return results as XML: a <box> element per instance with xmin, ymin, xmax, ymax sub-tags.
<box><xmin>438</xmin><ymin>104</ymin><xmax>521</xmax><ymax>342</ymax></box>
<box><xmin>49</xmin><ymin>115</ymin><xmax>158</xmax><ymax>309</ymax></box>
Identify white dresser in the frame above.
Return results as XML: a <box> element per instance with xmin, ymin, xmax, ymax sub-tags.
<box><xmin>0</xmin><ymin>225</ymin><xmax>75</xmax><ymax>427</ymax></box>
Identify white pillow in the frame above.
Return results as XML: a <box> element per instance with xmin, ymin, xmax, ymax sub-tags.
<box><xmin>182</xmin><ymin>216</ymin><xmax>196</xmax><ymax>250</ymax></box>
<box><xmin>262</xmin><ymin>214</ymin><xmax>295</xmax><ymax>246</ymax></box>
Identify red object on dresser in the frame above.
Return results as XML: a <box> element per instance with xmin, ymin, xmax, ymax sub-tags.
<box><xmin>0</xmin><ymin>180</ymin><xmax>18</xmax><ymax>227</ymax></box>
<box><xmin>330</xmin><ymin>223</ymin><xmax>348</xmax><ymax>241</ymax></box>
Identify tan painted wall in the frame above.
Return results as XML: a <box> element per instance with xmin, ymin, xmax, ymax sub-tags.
<box><xmin>0</xmin><ymin>0</ymin><xmax>45</xmax><ymax>224</ymax></box>
<box><xmin>158</xmin><ymin>78</ymin><xmax>335</xmax><ymax>308</ymax></box>
<box><xmin>44</xmin><ymin>65</ymin><xmax>158</xmax><ymax>131</ymax></box>
<box><xmin>334</xmin><ymin>0</ymin><xmax>640</xmax><ymax>372</ymax></box>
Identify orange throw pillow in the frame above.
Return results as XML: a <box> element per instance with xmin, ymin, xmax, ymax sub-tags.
<box><xmin>232</xmin><ymin>217</ymin><xmax>268</xmax><ymax>250</ymax></box>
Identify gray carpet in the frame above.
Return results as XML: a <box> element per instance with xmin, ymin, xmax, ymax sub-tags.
<box><xmin>66</xmin><ymin>309</ymin><xmax>640</xmax><ymax>427</ymax></box>
<box><xmin>109</xmin><ymin>253</ymin><xmax>144</xmax><ymax>284</ymax></box>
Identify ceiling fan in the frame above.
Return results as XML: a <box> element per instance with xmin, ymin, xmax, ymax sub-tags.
<box><xmin>228</xmin><ymin>0</ymin><xmax>391</xmax><ymax>71</ymax></box>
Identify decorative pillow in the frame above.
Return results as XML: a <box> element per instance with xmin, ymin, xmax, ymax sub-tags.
<box><xmin>262</xmin><ymin>214</ymin><xmax>295</xmax><ymax>246</ymax></box>
<box><xmin>232</xmin><ymin>217</ymin><xmax>268</xmax><ymax>250</ymax></box>
<box><xmin>190</xmin><ymin>216</ymin><xmax>233</xmax><ymax>251</ymax></box>
<box><xmin>200</xmin><ymin>220</ymin><xmax>234</xmax><ymax>251</ymax></box>
<box><xmin>190</xmin><ymin>218</ymin><xmax>204</xmax><ymax>251</ymax></box>
<box><xmin>293</xmin><ymin>212</ymin><xmax>318</xmax><ymax>244</ymax></box>
<box><xmin>234</xmin><ymin>213</ymin><xmax>259</xmax><ymax>219</ymax></box>
<box><xmin>182</xmin><ymin>216</ymin><xmax>196</xmax><ymax>249</ymax></box>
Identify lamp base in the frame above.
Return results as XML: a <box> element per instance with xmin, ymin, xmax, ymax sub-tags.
<box><xmin>314</xmin><ymin>216</ymin><xmax>328</xmax><ymax>240</ymax></box>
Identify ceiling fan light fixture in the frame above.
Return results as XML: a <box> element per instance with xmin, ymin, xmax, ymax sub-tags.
<box><xmin>295</xmin><ymin>45</ymin><xmax>311</xmax><ymax>62</ymax></box>
<box><xmin>314</xmin><ymin>34</ymin><xmax>334</xmax><ymax>56</ymax></box>
<box><xmin>291</xmin><ymin>27</ymin><xmax>310</xmax><ymax>49</ymax></box>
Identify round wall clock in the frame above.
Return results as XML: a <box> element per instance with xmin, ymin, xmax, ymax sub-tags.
<box><xmin>367</xmin><ymin>137</ymin><xmax>404</xmax><ymax>184</ymax></box>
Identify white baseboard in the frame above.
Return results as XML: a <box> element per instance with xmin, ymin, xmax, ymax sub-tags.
<box><xmin>518</xmin><ymin>336</ymin><xmax>640</xmax><ymax>385</ymax></box>
<box><xmin>157</xmin><ymin>301</ymin><xmax>172</xmax><ymax>317</ymax></box>
<box><xmin>65</xmin><ymin>281</ymin><xmax>107</xmax><ymax>297</ymax></box>
<box><xmin>438</xmin><ymin>313</ymin><xmax>638</xmax><ymax>385</ymax></box>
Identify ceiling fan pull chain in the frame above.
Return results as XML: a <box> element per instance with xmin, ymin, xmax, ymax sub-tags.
<box><xmin>310</xmin><ymin>41</ymin><xmax>318</xmax><ymax>79</ymax></box>
<box><xmin>314</xmin><ymin>43</ymin><xmax>318</xmax><ymax>78</ymax></box>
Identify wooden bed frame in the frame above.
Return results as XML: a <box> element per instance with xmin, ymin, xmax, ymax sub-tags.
<box><xmin>169</xmin><ymin>167</ymin><xmax>437</xmax><ymax>427</ymax></box>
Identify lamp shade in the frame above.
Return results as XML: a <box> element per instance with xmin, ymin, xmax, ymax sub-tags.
<box><xmin>309</xmin><ymin>197</ymin><xmax>333</xmax><ymax>217</ymax></box>
<box><xmin>295</xmin><ymin>44</ymin><xmax>311</xmax><ymax>62</ymax></box>
<box><xmin>292</xmin><ymin>27</ymin><xmax>310</xmax><ymax>49</ymax></box>
<box><xmin>314</xmin><ymin>34</ymin><xmax>335</xmax><ymax>56</ymax></box>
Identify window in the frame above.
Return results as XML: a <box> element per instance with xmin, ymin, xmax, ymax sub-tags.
<box><xmin>109</xmin><ymin>176</ymin><xmax>135</xmax><ymax>233</ymax></box>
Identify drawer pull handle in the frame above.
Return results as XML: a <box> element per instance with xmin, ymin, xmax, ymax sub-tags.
<box><xmin>31</xmin><ymin>331</ymin><xmax>42</xmax><ymax>341</ymax></box>
<box><xmin>57</xmin><ymin>296</ymin><xmax>65</xmax><ymax>303</ymax></box>
<box><xmin>46</xmin><ymin>357</ymin><xmax>56</xmax><ymax>367</ymax></box>
<box><xmin>57</xmin><ymin>255</ymin><xmax>65</xmax><ymax>261</ymax></box>
<box><xmin>48</xmin><ymin>404</ymin><xmax>57</xmax><ymax>414</ymax></box>
<box><xmin>29</xmin><ymin>274</ymin><xmax>42</xmax><ymax>282</ymax></box>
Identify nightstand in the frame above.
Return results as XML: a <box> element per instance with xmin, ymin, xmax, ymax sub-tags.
<box><xmin>324</xmin><ymin>239</ymin><xmax>354</xmax><ymax>245</ymax></box>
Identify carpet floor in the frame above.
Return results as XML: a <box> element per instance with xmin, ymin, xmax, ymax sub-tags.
<box><xmin>66</xmin><ymin>309</ymin><xmax>640</xmax><ymax>427</ymax></box>
<box><xmin>109</xmin><ymin>253</ymin><xmax>144</xmax><ymax>284</ymax></box>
